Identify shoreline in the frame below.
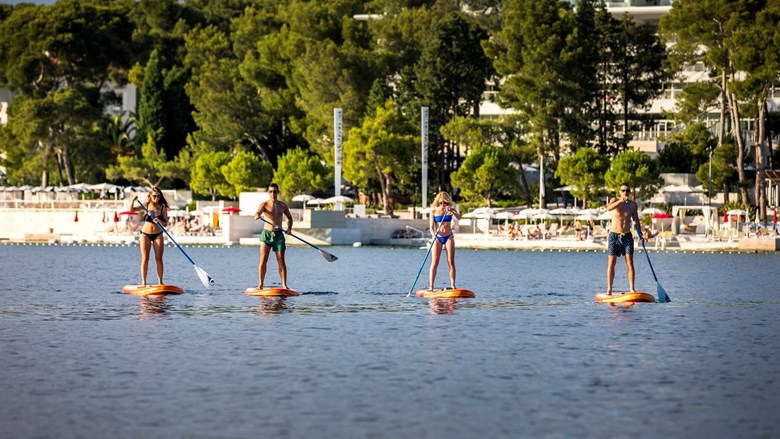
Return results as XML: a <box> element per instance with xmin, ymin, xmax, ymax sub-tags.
<box><xmin>2</xmin><ymin>232</ymin><xmax>768</xmax><ymax>254</ymax></box>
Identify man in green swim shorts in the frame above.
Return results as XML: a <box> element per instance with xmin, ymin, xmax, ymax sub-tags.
<box><xmin>255</xmin><ymin>183</ymin><xmax>293</xmax><ymax>289</ymax></box>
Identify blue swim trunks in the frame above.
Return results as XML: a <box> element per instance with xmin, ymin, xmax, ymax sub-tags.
<box><xmin>607</xmin><ymin>232</ymin><xmax>633</xmax><ymax>256</ymax></box>
<box><xmin>260</xmin><ymin>229</ymin><xmax>286</xmax><ymax>252</ymax></box>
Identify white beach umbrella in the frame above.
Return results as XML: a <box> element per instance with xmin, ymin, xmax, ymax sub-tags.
<box><xmin>533</xmin><ymin>212</ymin><xmax>556</xmax><ymax>221</ymax></box>
<box><xmin>88</xmin><ymin>182</ymin><xmax>120</xmax><ymax>191</ymax></box>
<box><xmin>292</xmin><ymin>194</ymin><xmax>316</xmax><ymax>202</ymax></box>
<box><xmin>597</xmin><ymin>210</ymin><xmax>613</xmax><ymax>220</ymax></box>
<box><xmin>575</xmin><ymin>213</ymin><xmax>596</xmax><ymax>221</ymax></box>
<box><xmin>642</xmin><ymin>207</ymin><xmax>664</xmax><ymax>216</ymax></box>
<box><xmin>471</xmin><ymin>207</ymin><xmax>497</xmax><ymax>216</ymax></box>
<box><xmin>324</xmin><ymin>195</ymin><xmax>354</xmax><ymax>203</ymax></box>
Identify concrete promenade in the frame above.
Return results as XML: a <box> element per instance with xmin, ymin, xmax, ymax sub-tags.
<box><xmin>1</xmin><ymin>205</ymin><xmax>777</xmax><ymax>253</ymax></box>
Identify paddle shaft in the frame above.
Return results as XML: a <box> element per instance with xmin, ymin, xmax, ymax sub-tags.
<box><xmin>628</xmin><ymin>201</ymin><xmax>669</xmax><ymax>302</ymax></box>
<box><xmin>627</xmin><ymin>201</ymin><xmax>658</xmax><ymax>282</ymax></box>
<box><xmin>407</xmin><ymin>211</ymin><xmax>449</xmax><ymax>297</ymax></box>
<box><xmin>256</xmin><ymin>216</ymin><xmax>334</xmax><ymax>255</ymax></box>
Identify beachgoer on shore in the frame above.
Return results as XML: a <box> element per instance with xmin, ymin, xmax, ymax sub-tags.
<box><xmin>605</xmin><ymin>183</ymin><xmax>643</xmax><ymax>294</ymax></box>
<box><xmin>428</xmin><ymin>191</ymin><xmax>461</xmax><ymax>290</ymax></box>
<box><xmin>255</xmin><ymin>183</ymin><xmax>293</xmax><ymax>290</ymax></box>
<box><xmin>130</xmin><ymin>187</ymin><xmax>169</xmax><ymax>287</ymax></box>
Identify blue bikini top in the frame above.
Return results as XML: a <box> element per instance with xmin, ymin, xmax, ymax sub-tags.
<box><xmin>434</xmin><ymin>214</ymin><xmax>453</xmax><ymax>223</ymax></box>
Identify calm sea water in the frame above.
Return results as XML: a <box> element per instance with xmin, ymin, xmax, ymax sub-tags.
<box><xmin>1</xmin><ymin>243</ymin><xmax>778</xmax><ymax>439</ymax></box>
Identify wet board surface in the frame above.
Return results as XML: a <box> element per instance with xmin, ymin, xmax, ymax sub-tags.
<box><xmin>122</xmin><ymin>284</ymin><xmax>184</xmax><ymax>296</ymax></box>
<box><xmin>244</xmin><ymin>287</ymin><xmax>300</xmax><ymax>297</ymax></box>
<box><xmin>415</xmin><ymin>288</ymin><xmax>476</xmax><ymax>299</ymax></box>
<box><xmin>594</xmin><ymin>292</ymin><xmax>655</xmax><ymax>303</ymax></box>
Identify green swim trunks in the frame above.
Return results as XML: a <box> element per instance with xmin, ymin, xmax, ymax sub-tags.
<box><xmin>260</xmin><ymin>229</ymin><xmax>286</xmax><ymax>252</ymax></box>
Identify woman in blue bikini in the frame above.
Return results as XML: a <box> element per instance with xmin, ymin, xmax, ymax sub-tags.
<box><xmin>130</xmin><ymin>187</ymin><xmax>170</xmax><ymax>287</ymax></box>
<box><xmin>428</xmin><ymin>191</ymin><xmax>461</xmax><ymax>290</ymax></box>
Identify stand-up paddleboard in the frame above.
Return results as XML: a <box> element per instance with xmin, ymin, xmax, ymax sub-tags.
<box><xmin>415</xmin><ymin>288</ymin><xmax>475</xmax><ymax>299</ymax></box>
<box><xmin>122</xmin><ymin>284</ymin><xmax>184</xmax><ymax>296</ymax></box>
<box><xmin>595</xmin><ymin>292</ymin><xmax>655</xmax><ymax>303</ymax></box>
<box><xmin>245</xmin><ymin>287</ymin><xmax>300</xmax><ymax>297</ymax></box>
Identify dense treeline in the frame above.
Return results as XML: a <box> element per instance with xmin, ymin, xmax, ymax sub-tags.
<box><xmin>0</xmin><ymin>0</ymin><xmax>777</xmax><ymax>217</ymax></box>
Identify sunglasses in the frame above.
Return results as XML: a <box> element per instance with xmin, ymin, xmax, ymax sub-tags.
<box><xmin>620</xmin><ymin>189</ymin><xmax>631</xmax><ymax>193</ymax></box>
<box><xmin>268</xmin><ymin>190</ymin><xmax>278</xmax><ymax>193</ymax></box>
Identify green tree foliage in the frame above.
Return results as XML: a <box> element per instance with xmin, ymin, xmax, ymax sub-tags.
<box><xmin>487</xmin><ymin>0</ymin><xmax>577</xmax><ymax>161</ymax></box>
<box><xmin>554</xmin><ymin>148</ymin><xmax>609</xmax><ymax>207</ymax></box>
<box><xmin>696</xmin><ymin>142</ymin><xmax>737</xmax><ymax>199</ymax></box>
<box><xmin>274</xmin><ymin>147</ymin><xmax>331</xmax><ymax>198</ymax></box>
<box><xmin>450</xmin><ymin>145</ymin><xmax>518</xmax><ymax>207</ymax></box>
<box><xmin>106</xmin><ymin>134</ymin><xmax>186</xmax><ymax>187</ymax></box>
<box><xmin>136</xmin><ymin>49</ymin><xmax>166</xmax><ymax>150</ymax></box>
<box><xmin>730</xmin><ymin>2</ymin><xmax>780</xmax><ymax>218</ymax></box>
<box><xmin>608</xmin><ymin>16</ymin><xmax>667</xmax><ymax>150</ymax></box>
<box><xmin>0</xmin><ymin>0</ymin><xmax>134</xmax><ymax>185</ymax></box>
<box><xmin>222</xmin><ymin>150</ymin><xmax>273</xmax><ymax>198</ymax></box>
<box><xmin>660</xmin><ymin>0</ymin><xmax>759</xmax><ymax>205</ymax></box>
<box><xmin>604</xmin><ymin>149</ymin><xmax>662</xmax><ymax>201</ymax></box>
<box><xmin>409</xmin><ymin>12</ymin><xmax>493</xmax><ymax>191</ymax></box>
<box><xmin>190</xmin><ymin>150</ymin><xmax>232</xmax><ymax>201</ymax></box>
<box><xmin>105</xmin><ymin>113</ymin><xmax>136</xmax><ymax>162</ymax></box>
<box><xmin>0</xmin><ymin>88</ymin><xmax>105</xmax><ymax>186</ymax></box>
<box><xmin>0</xmin><ymin>0</ymin><xmax>134</xmax><ymax>96</ymax></box>
<box><xmin>441</xmin><ymin>114</ymin><xmax>535</xmax><ymax>205</ymax></box>
<box><xmin>342</xmin><ymin>100</ymin><xmax>418</xmax><ymax>216</ymax></box>
<box><xmin>184</xmin><ymin>24</ymin><xmax>275</xmax><ymax>158</ymax></box>
<box><xmin>657</xmin><ymin>123</ymin><xmax>713</xmax><ymax>173</ymax></box>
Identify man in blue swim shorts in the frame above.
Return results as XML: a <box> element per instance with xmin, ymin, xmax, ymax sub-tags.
<box><xmin>605</xmin><ymin>183</ymin><xmax>643</xmax><ymax>295</ymax></box>
<box><xmin>255</xmin><ymin>183</ymin><xmax>293</xmax><ymax>290</ymax></box>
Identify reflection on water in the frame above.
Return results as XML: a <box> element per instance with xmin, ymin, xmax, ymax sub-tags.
<box><xmin>139</xmin><ymin>296</ymin><xmax>172</xmax><ymax>317</ymax></box>
<box><xmin>1</xmin><ymin>245</ymin><xmax>779</xmax><ymax>438</ymax></box>
<box><xmin>254</xmin><ymin>297</ymin><xmax>292</xmax><ymax>315</ymax></box>
<box><xmin>427</xmin><ymin>298</ymin><xmax>466</xmax><ymax>314</ymax></box>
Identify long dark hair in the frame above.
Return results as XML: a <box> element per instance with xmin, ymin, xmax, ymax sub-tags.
<box><xmin>145</xmin><ymin>186</ymin><xmax>169</xmax><ymax>208</ymax></box>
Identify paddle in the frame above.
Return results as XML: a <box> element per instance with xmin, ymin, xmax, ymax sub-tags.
<box><xmin>628</xmin><ymin>201</ymin><xmax>670</xmax><ymax>303</ymax></box>
<box><xmin>407</xmin><ymin>212</ymin><xmax>448</xmax><ymax>297</ymax></box>
<box><xmin>134</xmin><ymin>198</ymin><xmax>215</xmax><ymax>288</ymax></box>
<box><xmin>256</xmin><ymin>216</ymin><xmax>338</xmax><ymax>262</ymax></box>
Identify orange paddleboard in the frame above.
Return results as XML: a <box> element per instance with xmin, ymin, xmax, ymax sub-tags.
<box><xmin>595</xmin><ymin>292</ymin><xmax>655</xmax><ymax>303</ymax></box>
<box><xmin>415</xmin><ymin>288</ymin><xmax>476</xmax><ymax>298</ymax></box>
<box><xmin>245</xmin><ymin>287</ymin><xmax>300</xmax><ymax>297</ymax></box>
<box><xmin>122</xmin><ymin>284</ymin><xmax>184</xmax><ymax>296</ymax></box>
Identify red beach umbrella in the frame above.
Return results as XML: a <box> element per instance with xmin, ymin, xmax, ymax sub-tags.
<box><xmin>724</xmin><ymin>211</ymin><xmax>729</xmax><ymax>223</ymax></box>
<box><xmin>74</xmin><ymin>211</ymin><xmax>79</xmax><ymax>222</ymax></box>
<box><xmin>119</xmin><ymin>210</ymin><xmax>138</xmax><ymax>216</ymax></box>
<box><xmin>113</xmin><ymin>211</ymin><xmax>119</xmax><ymax>222</ymax></box>
<box><xmin>102</xmin><ymin>211</ymin><xmax>107</xmax><ymax>223</ymax></box>
<box><xmin>651</xmin><ymin>213</ymin><xmax>672</xmax><ymax>219</ymax></box>
<box><xmin>774</xmin><ymin>210</ymin><xmax>777</xmax><ymax>225</ymax></box>
<box><xmin>222</xmin><ymin>206</ymin><xmax>241</xmax><ymax>214</ymax></box>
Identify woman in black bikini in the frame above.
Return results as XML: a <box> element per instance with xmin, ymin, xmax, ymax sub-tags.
<box><xmin>130</xmin><ymin>187</ymin><xmax>170</xmax><ymax>287</ymax></box>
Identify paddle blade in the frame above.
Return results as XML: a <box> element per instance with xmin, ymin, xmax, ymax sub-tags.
<box><xmin>319</xmin><ymin>250</ymin><xmax>338</xmax><ymax>262</ymax></box>
<box><xmin>194</xmin><ymin>265</ymin><xmax>215</xmax><ymax>288</ymax></box>
<box><xmin>657</xmin><ymin>283</ymin><xmax>670</xmax><ymax>303</ymax></box>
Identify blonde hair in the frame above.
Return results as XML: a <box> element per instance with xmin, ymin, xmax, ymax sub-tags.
<box><xmin>433</xmin><ymin>192</ymin><xmax>453</xmax><ymax>207</ymax></box>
